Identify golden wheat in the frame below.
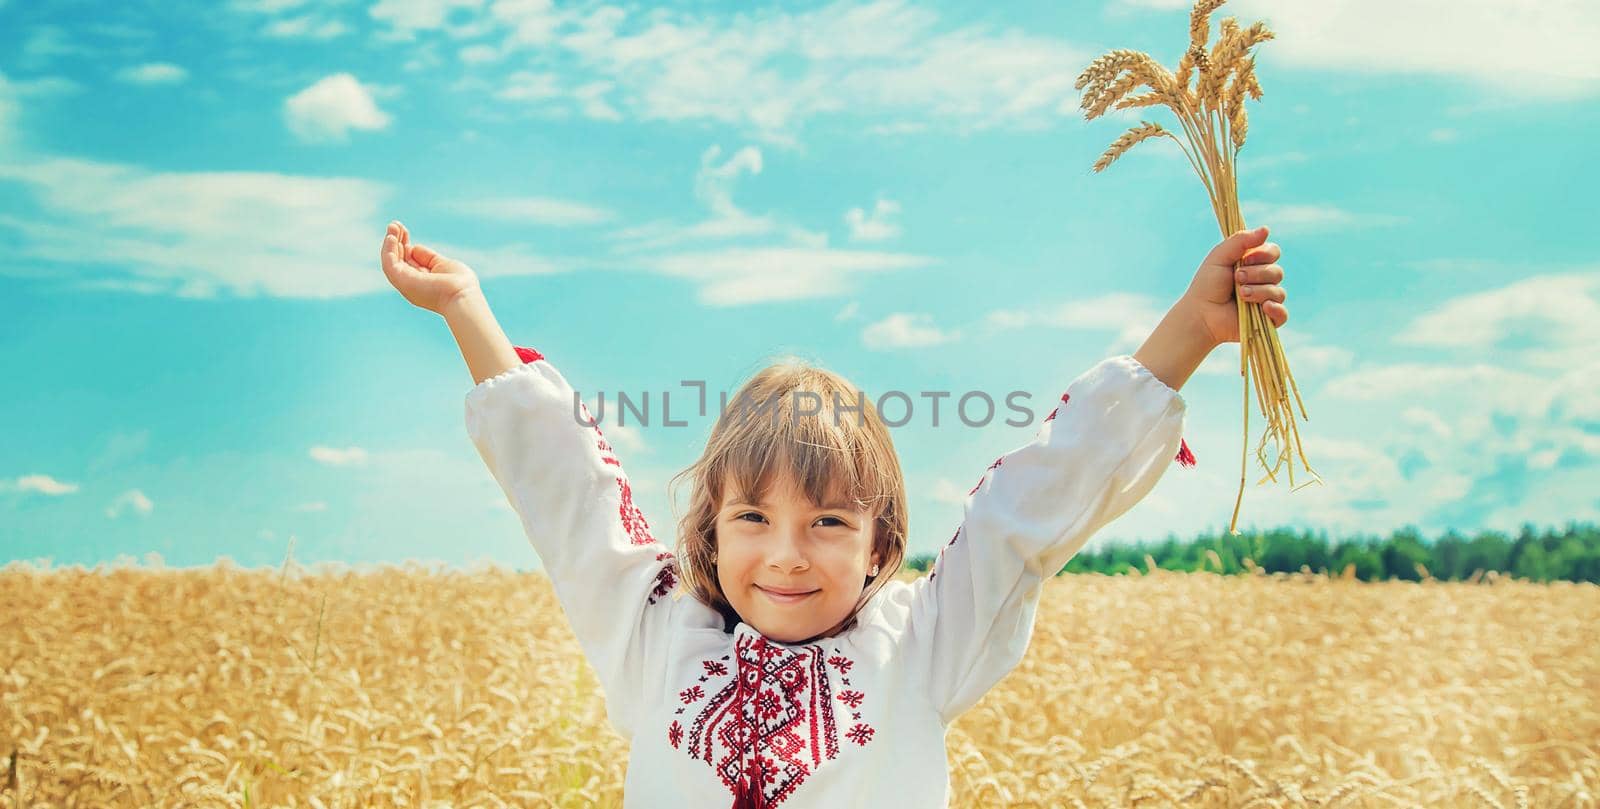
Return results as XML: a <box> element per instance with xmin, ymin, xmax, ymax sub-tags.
<box><xmin>2</xmin><ymin>557</ymin><xmax>1595</xmax><ymax>808</ymax></box>
<box><xmin>1074</xmin><ymin>0</ymin><xmax>1320</xmax><ymax>536</ymax></box>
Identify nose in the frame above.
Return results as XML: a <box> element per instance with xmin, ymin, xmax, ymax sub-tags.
<box><xmin>766</xmin><ymin>521</ymin><xmax>810</xmax><ymax>572</ymax></box>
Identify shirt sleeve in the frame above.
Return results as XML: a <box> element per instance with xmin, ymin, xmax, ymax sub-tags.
<box><xmin>464</xmin><ymin>347</ymin><xmax>683</xmax><ymax>738</ymax></box>
<box><xmin>902</xmin><ymin>354</ymin><xmax>1188</xmax><ymax>725</ymax></box>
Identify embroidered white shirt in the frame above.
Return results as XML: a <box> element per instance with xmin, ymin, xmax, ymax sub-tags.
<box><xmin>465</xmin><ymin>348</ymin><xmax>1187</xmax><ymax>808</ymax></box>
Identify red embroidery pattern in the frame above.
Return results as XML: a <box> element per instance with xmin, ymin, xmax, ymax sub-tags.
<box><xmin>1038</xmin><ymin>386</ymin><xmax>1191</xmax><ymax>467</ymax></box>
<box><xmin>1043</xmin><ymin>391</ymin><xmax>1069</xmax><ymax>422</ymax></box>
<box><xmin>516</xmin><ymin>344</ymin><xmax>681</xmax><ymax>604</ymax></box>
<box><xmin>1176</xmin><ymin>437</ymin><xmax>1197</xmax><ymax>468</ymax></box>
<box><xmin>671</xmin><ymin>635</ymin><xmax>870</xmax><ymax>807</ymax></box>
<box><xmin>929</xmin><ymin>526</ymin><xmax>962</xmax><ymax>582</ymax></box>
<box><xmin>845</xmin><ymin>724</ymin><xmax>875</xmax><ymax>746</ymax></box>
<box><xmin>617</xmin><ymin>477</ymin><xmax>655</xmax><ymax>546</ymax></box>
<box><xmin>649</xmin><ymin>552</ymin><xmax>678</xmax><ymax>605</ymax></box>
<box><xmin>967</xmin><ymin>455</ymin><xmax>1004</xmax><ymax>496</ymax></box>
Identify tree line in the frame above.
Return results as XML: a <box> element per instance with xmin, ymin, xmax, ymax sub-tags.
<box><xmin>902</xmin><ymin>520</ymin><xmax>1600</xmax><ymax>583</ymax></box>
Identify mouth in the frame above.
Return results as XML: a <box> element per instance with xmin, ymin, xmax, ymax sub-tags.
<box><xmin>757</xmin><ymin>585</ymin><xmax>818</xmax><ymax>604</ymax></box>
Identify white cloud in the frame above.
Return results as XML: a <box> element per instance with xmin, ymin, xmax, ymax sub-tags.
<box><xmin>1298</xmin><ymin>273</ymin><xmax>1600</xmax><ymax>533</ymax></box>
<box><xmin>21</xmin><ymin>26</ymin><xmax>85</xmax><ymax>70</ymax></box>
<box><xmin>491</xmin><ymin>0</ymin><xmax>563</xmax><ymax>46</ymax></box>
<box><xmin>293</xmin><ymin>501</ymin><xmax>329</xmax><ymax>512</ymax></box>
<box><xmin>284</xmin><ymin>73</ymin><xmax>391</xmax><ymax>143</ymax></box>
<box><xmin>310</xmin><ymin>445</ymin><xmax>369</xmax><ymax>466</ymax></box>
<box><xmin>1394</xmin><ymin>272</ymin><xmax>1600</xmax><ymax>358</ymax></box>
<box><xmin>370</xmin><ymin>0</ymin><xmax>493</xmax><ymax>38</ymax></box>
<box><xmin>115</xmin><ymin>63</ymin><xmax>188</xmax><ymax>85</ymax></box>
<box><xmin>845</xmin><ymin>199</ymin><xmax>902</xmax><ymax>242</ymax></box>
<box><xmin>1241</xmin><ymin>202</ymin><xmax>1405</xmax><ymax>233</ymax></box>
<box><xmin>231</xmin><ymin>0</ymin><xmax>315</xmax><ymax>12</ymax></box>
<box><xmin>264</xmin><ymin>16</ymin><xmax>348</xmax><ymax>39</ymax></box>
<box><xmin>435</xmin><ymin>241</ymin><xmax>563</xmax><ymax>279</ymax></box>
<box><xmin>984</xmin><ymin>292</ymin><xmax>1166</xmax><ymax>356</ymax></box>
<box><xmin>980</xmin><ymin>292</ymin><xmax>1347</xmax><ymax>380</ymax></box>
<box><xmin>89</xmin><ymin>429</ymin><xmax>152</xmax><ymax>473</ymax></box>
<box><xmin>0</xmin><ymin>158</ymin><xmax>375</xmax><ymax>298</ymax></box>
<box><xmin>930</xmin><ymin>478</ymin><xmax>970</xmax><ymax>505</ymax></box>
<box><xmin>607</xmin><ymin>145</ymin><xmax>825</xmax><ymax>252</ymax></box>
<box><xmin>1117</xmin><ymin>0</ymin><xmax>1600</xmax><ymax>99</ymax></box>
<box><xmin>2</xmin><ymin>75</ymin><xmax>82</xmax><ymax>98</ymax></box>
<box><xmin>862</xmin><ymin>312</ymin><xmax>958</xmax><ymax>349</ymax></box>
<box><xmin>1400</xmin><ymin>407</ymin><xmax>1453</xmax><ymax>440</ymax></box>
<box><xmin>1192</xmin><ymin>327</ymin><xmax>1356</xmax><ymax>381</ymax></box>
<box><xmin>497</xmin><ymin>70</ymin><xmax>561</xmax><ymax>101</ymax></box>
<box><xmin>460</xmin><ymin>43</ymin><xmax>501</xmax><ymax>63</ymax></box>
<box><xmin>638</xmin><ymin>246</ymin><xmax>932</xmax><ymax>307</ymax></box>
<box><xmin>1</xmin><ymin>474</ymin><xmax>79</xmax><ymax>496</ymax></box>
<box><xmin>1322</xmin><ymin>362</ymin><xmax>1542</xmax><ymax>409</ymax></box>
<box><xmin>0</xmin><ymin>73</ymin><xmax>16</xmax><ymax>150</ymax></box>
<box><xmin>987</xmin><ymin>292</ymin><xmax>1161</xmax><ymax>333</ymax></box>
<box><xmin>450</xmin><ymin>195</ymin><xmax>613</xmax><ymax>226</ymax></box>
<box><xmin>0</xmin><ymin>155</ymin><xmax>570</xmax><ymax>299</ymax></box>
<box><xmin>106</xmin><ymin>489</ymin><xmax>154</xmax><ymax>518</ymax></box>
<box><xmin>697</xmin><ymin>145</ymin><xmax>763</xmax><ymax>221</ymax></box>
<box><xmin>472</xmin><ymin>1</ymin><xmax>1093</xmax><ymax>144</ymax></box>
<box><xmin>834</xmin><ymin>301</ymin><xmax>859</xmax><ymax>322</ymax></box>
<box><xmin>572</xmin><ymin>80</ymin><xmax>622</xmax><ymax>121</ymax></box>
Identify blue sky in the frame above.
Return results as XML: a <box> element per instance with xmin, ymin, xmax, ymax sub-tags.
<box><xmin>3</xmin><ymin>0</ymin><xmax>1597</xmax><ymax>571</ymax></box>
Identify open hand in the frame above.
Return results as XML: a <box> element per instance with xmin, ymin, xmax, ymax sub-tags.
<box><xmin>1181</xmin><ymin>225</ymin><xmax>1290</xmax><ymax>345</ymax></box>
<box><xmin>379</xmin><ymin>221</ymin><xmax>481</xmax><ymax>315</ymax></box>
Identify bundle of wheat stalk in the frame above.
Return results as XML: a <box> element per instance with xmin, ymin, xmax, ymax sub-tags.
<box><xmin>1074</xmin><ymin>0</ymin><xmax>1322</xmax><ymax>535</ymax></box>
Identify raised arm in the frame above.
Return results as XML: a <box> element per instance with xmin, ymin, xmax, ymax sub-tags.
<box><xmin>379</xmin><ymin>220</ymin><xmax>521</xmax><ymax>386</ymax></box>
<box><xmin>900</xmin><ymin>354</ymin><xmax>1188</xmax><ymax>725</ymax></box>
<box><xmin>378</xmin><ymin>222</ymin><xmax>696</xmax><ymax>736</ymax></box>
<box><xmin>441</xmin><ymin>289</ymin><xmax>522</xmax><ymax>386</ymax></box>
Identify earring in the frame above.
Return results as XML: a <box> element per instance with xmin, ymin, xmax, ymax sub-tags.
<box><xmin>869</xmin><ymin>564</ymin><xmax>879</xmax><ymax>577</ymax></box>
<box><xmin>710</xmin><ymin>552</ymin><xmax>718</xmax><ymax>563</ymax></box>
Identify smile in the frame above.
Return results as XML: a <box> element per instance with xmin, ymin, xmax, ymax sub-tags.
<box><xmin>757</xmin><ymin>586</ymin><xmax>817</xmax><ymax>604</ymax></box>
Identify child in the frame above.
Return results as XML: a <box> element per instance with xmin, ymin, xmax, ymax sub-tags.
<box><xmin>379</xmin><ymin>221</ymin><xmax>1290</xmax><ymax>808</ymax></box>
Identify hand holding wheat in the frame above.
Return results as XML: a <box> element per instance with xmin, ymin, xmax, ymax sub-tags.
<box><xmin>1074</xmin><ymin>0</ymin><xmax>1321</xmax><ymax>535</ymax></box>
<box><xmin>1186</xmin><ymin>225</ymin><xmax>1288</xmax><ymax>344</ymax></box>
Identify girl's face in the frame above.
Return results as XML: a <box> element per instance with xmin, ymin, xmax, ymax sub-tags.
<box><xmin>715</xmin><ymin>471</ymin><xmax>880</xmax><ymax>644</ymax></box>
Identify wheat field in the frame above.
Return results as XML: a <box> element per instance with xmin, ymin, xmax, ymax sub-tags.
<box><xmin>2</xmin><ymin>559</ymin><xmax>1595</xmax><ymax>808</ymax></box>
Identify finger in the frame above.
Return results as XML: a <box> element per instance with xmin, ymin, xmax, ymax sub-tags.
<box><xmin>1235</xmin><ymin>263</ymin><xmax>1285</xmax><ymax>286</ymax></box>
<box><xmin>410</xmin><ymin>243</ymin><xmax>444</xmax><ymax>270</ymax></box>
<box><xmin>1203</xmin><ymin>225</ymin><xmax>1269</xmax><ymax>268</ymax></box>
<box><xmin>1265</xmin><ymin>301</ymin><xmax>1289</xmax><ymax>327</ymax></box>
<box><xmin>1239</xmin><ymin>284</ymin><xmax>1287</xmax><ymax>303</ymax></box>
<box><xmin>395</xmin><ymin>222</ymin><xmax>424</xmax><ymax>269</ymax></box>
<box><xmin>1241</xmin><ymin>242</ymin><xmax>1280</xmax><ymax>266</ymax></box>
<box><xmin>381</xmin><ymin>234</ymin><xmax>408</xmax><ymax>277</ymax></box>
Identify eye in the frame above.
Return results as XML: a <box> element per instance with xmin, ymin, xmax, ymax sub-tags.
<box><xmin>734</xmin><ymin>513</ymin><xmax>849</xmax><ymax>528</ymax></box>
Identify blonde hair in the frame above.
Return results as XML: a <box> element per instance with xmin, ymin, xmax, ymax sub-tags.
<box><xmin>667</xmin><ymin>357</ymin><xmax>908</xmax><ymax>637</ymax></box>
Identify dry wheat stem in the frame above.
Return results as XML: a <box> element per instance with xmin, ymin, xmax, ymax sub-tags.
<box><xmin>1075</xmin><ymin>0</ymin><xmax>1322</xmax><ymax>535</ymax></box>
